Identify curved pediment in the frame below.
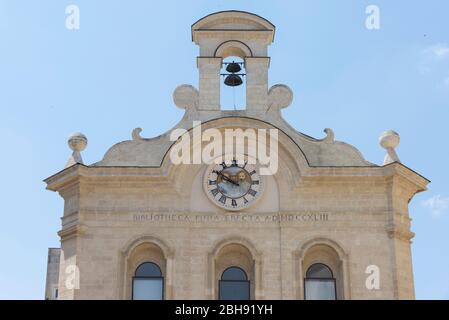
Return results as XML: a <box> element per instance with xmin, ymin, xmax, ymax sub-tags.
<box><xmin>95</xmin><ymin>117</ymin><xmax>306</xmax><ymax>169</ymax></box>
<box><xmin>192</xmin><ymin>10</ymin><xmax>275</xmax><ymax>44</ymax></box>
<box><xmin>94</xmin><ymin>115</ymin><xmax>373</xmax><ymax>169</ymax></box>
<box><xmin>192</xmin><ymin>10</ymin><xmax>275</xmax><ymax>32</ymax></box>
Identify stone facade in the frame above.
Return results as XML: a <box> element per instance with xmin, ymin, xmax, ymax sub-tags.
<box><xmin>44</xmin><ymin>248</ymin><xmax>61</xmax><ymax>300</ymax></box>
<box><xmin>44</xmin><ymin>11</ymin><xmax>429</xmax><ymax>300</ymax></box>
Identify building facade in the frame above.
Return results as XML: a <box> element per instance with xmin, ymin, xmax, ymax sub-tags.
<box><xmin>44</xmin><ymin>11</ymin><xmax>429</xmax><ymax>300</ymax></box>
<box><xmin>44</xmin><ymin>248</ymin><xmax>61</xmax><ymax>300</ymax></box>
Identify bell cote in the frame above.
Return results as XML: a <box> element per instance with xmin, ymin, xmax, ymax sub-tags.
<box><xmin>191</xmin><ymin>11</ymin><xmax>276</xmax><ymax>112</ymax></box>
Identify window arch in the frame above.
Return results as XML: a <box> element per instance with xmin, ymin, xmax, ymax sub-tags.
<box><xmin>214</xmin><ymin>40</ymin><xmax>253</xmax><ymax>59</ymax></box>
<box><xmin>132</xmin><ymin>262</ymin><xmax>164</xmax><ymax>300</ymax></box>
<box><xmin>219</xmin><ymin>266</ymin><xmax>250</xmax><ymax>300</ymax></box>
<box><xmin>304</xmin><ymin>263</ymin><xmax>336</xmax><ymax>300</ymax></box>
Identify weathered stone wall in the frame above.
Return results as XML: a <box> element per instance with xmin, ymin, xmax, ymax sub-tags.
<box><xmin>44</xmin><ymin>248</ymin><xmax>61</xmax><ymax>300</ymax></box>
<box><xmin>54</xmin><ymin>163</ymin><xmax>417</xmax><ymax>300</ymax></box>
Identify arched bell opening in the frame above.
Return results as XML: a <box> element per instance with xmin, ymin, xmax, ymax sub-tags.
<box><xmin>220</xmin><ymin>56</ymin><xmax>246</xmax><ymax>110</ymax></box>
<box><xmin>214</xmin><ymin>40</ymin><xmax>253</xmax><ymax>59</ymax></box>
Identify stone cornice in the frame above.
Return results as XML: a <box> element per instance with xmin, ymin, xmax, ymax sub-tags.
<box><xmin>44</xmin><ymin>161</ymin><xmax>429</xmax><ymax>196</ymax></box>
<box><xmin>303</xmin><ymin>162</ymin><xmax>429</xmax><ymax>192</ymax></box>
<box><xmin>44</xmin><ymin>164</ymin><xmax>167</xmax><ymax>192</ymax></box>
<box><xmin>44</xmin><ymin>164</ymin><xmax>85</xmax><ymax>192</ymax></box>
<box><xmin>193</xmin><ymin>29</ymin><xmax>274</xmax><ymax>43</ymax></box>
<box><xmin>382</xmin><ymin>162</ymin><xmax>430</xmax><ymax>195</ymax></box>
<box><xmin>57</xmin><ymin>224</ymin><xmax>87</xmax><ymax>241</ymax></box>
<box><xmin>386</xmin><ymin>223</ymin><xmax>415</xmax><ymax>242</ymax></box>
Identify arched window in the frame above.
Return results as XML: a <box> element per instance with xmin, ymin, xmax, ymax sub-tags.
<box><xmin>304</xmin><ymin>263</ymin><xmax>336</xmax><ymax>300</ymax></box>
<box><xmin>132</xmin><ymin>262</ymin><xmax>164</xmax><ymax>300</ymax></box>
<box><xmin>219</xmin><ymin>266</ymin><xmax>250</xmax><ymax>300</ymax></box>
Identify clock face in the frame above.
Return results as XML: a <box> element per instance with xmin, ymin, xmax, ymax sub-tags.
<box><xmin>204</xmin><ymin>160</ymin><xmax>264</xmax><ymax>211</ymax></box>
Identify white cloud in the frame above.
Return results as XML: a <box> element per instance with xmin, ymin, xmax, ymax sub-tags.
<box><xmin>422</xmin><ymin>195</ymin><xmax>449</xmax><ymax>217</ymax></box>
<box><xmin>420</xmin><ymin>44</ymin><xmax>449</xmax><ymax>89</ymax></box>
<box><xmin>424</xmin><ymin>43</ymin><xmax>449</xmax><ymax>59</ymax></box>
<box><xmin>445</xmin><ymin>77</ymin><xmax>449</xmax><ymax>88</ymax></box>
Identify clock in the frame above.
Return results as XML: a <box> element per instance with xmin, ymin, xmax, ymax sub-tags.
<box><xmin>203</xmin><ymin>160</ymin><xmax>264</xmax><ymax>211</ymax></box>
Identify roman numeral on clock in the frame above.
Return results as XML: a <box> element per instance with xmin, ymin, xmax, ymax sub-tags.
<box><xmin>248</xmin><ymin>189</ymin><xmax>257</xmax><ymax>197</ymax></box>
<box><xmin>219</xmin><ymin>195</ymin><xmax>227</xmax><ymax>204</ymax></box>
<box><xmin>249</xmin><ymin>170</ymin><xmax>256</xmax><ymax>176</ymax></box>
<box><xmin>251</xmin><ymin>180</ymin><xmax>259</xmax><ymax>185</ymax></box>
<box><xmin>211</xmin><ymin>188</ymin><xmax>219</xmax><ymax>197</ymax></box>
<box><xmin>208</xmin><ymin>180</ymin><xmax>217</xmax><ymax>185</ymax></box>
<box><xmin>232</xmin><ymin>199</ymin><xmax>237</xmax><ymax>207</ymax></box>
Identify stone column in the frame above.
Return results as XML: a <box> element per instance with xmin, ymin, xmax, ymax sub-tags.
<box><xmin>197</xmin><ymin>57</ymin><xmax>222</xmax><ymax>111</ymax></box>
<box><xmin>166</xmin><ymin>255</ymin><xmax>174</xmax><ymax>299</ymax></box>
<box><xmin>245</xmin><ymin>57</ymin><xmax>270</xmax><ymax>112</ymax></box>
<box><xmin>57</xmin><ymin>237</ymin><xmax>79</xmax><ymax>299</ymax></box>
<box><xmin>254</xmin><ymin>257</ymin><xmax>264</xmax><ymax>300</ymax></box>
<box><xmin>386</xmin><ymin>175</ymin><xmax>416</xmax><ymax>300</ymax></box>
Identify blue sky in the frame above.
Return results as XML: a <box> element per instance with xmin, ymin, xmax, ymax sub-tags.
<box><xmin>0</xmin><ymin>0</ymin><xmax>448</xmax><ymax>299</ymax></box>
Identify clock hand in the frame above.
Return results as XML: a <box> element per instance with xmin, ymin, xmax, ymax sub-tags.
<box><xmin>213</xmin><ymin>170</ymin><xmax>240</xmax><ymax>186</ymax></box>
<box><xmin>223</xmin><ymin>175</ymin><xmax>239</xmax><ymax>186</ymax></box>
<box><xmin>217</xmin><ymin>172</ymin><xmax>239</xmax><ymax>186</ymax></box>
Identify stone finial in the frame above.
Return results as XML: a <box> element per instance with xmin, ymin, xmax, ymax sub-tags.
<box><xmin>173</xmin><ymin>85</ymin><xmax>199</xmax><ymax>111</ymax></box>
<box><xmin>267</xmin><ymin>84</ymin><xmax>293</xmax><ymax>111</ymax></box>
<box><xmin>323</xmin><ymin>128</ymin><xmax>335</xmax><ymax>143</ymax></box>
<box><xmin>65</xmin><ymin>132</ymin><xmax>87</xmax><ymax>168</ymax></box>
<box><xmin>379</xmin><ymin>130</ymin><xmax>400</xmax><ymax>165</ymax></box>
<box><xmin>132</xmin><ymin>128</ymin><xmax>143</xmax><ymax>141</ymax></box>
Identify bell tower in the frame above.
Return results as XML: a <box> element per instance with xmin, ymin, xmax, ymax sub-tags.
<box><xmin>191</xmin><ymin>11</ymin><xmax>275</xmax><ymax>113</ymax></box>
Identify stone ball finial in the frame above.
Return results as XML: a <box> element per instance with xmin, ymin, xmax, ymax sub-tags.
<box><xmin>65</xmin><ymin>132</ymin><xmax>87</xmax><ymax>168</ymax></box>
<box><xmin>173</xmin><ymin>85</ymin><xmax>199</xmax><ymax>110</ymax></box>
<box><xmin>68</xmin><ymin>132</ymin><xmax>88</xmax><ymax>152</ymax></box>
<box><xmin>379</xmin><ymin>130</ymin><xmax>400</xmax><ymax>149</ymax></box>
<box><xmin>379</xmin><ymin>130</ymin><xmax>400</xmax><ymax>165</ymax></box>
<box><xmin>268</xmin><ymin>84</ymin><xmax>293</xmax><ymax>111</ymax></box>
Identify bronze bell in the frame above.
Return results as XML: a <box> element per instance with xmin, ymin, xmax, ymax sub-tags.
<box><xmin>224</xmin><ymin>74</ymin><xmax>243</xmax><ymax>87</ymax></box>
<box><xmin>226</xmin><ymin>62</ymin><xmax>241</xmax><ymax>73</ymax></box>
